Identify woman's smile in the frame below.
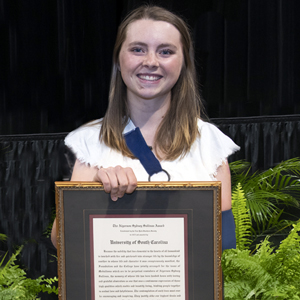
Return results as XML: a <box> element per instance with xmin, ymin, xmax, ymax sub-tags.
<box><xmin>137</xmin><ymin>73</ymin><xmax>163</xmax><ymax>82</ymax></box>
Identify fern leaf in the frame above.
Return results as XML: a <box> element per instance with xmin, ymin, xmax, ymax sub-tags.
<box><xmin>232</xmin><ymin>183</ymin><xmax>252</xmax><ymax>250</ymax></box>
<box><xmin>275</xmin><ymin>221</ymin><xmax>300</xmax><ymax>286</ymax></box>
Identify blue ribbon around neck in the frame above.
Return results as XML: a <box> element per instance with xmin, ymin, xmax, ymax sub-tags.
<box><xmin>124</xmin><ymin>127</ymin><xmax>164</xmax><ymax>177</ymax></box>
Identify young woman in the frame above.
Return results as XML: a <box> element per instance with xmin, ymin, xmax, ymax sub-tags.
<box><xmin>51</xmin><ymin>5</ymin><xmax>239</xmax><ymax>249</ymax></box>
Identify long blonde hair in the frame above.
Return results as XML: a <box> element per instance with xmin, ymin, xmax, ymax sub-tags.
<box><xmin>100</xmin><ymin>5</ymin><xmax>203</xmax><ymax>160</ymax></box>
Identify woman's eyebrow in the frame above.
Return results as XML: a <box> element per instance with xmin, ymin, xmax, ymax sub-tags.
<box><xmin>128</xmin><ymin>41</ymin><xmax>147</xmax><ymax>47</ymax></box>
<box><xmin>157</xmin><ymin>43</ymin><xmax>178</xmax><ymax>49</ymax></box>
<box><xmin>127</xmin><ymin>42</ymin><xmax>177</xmax><ymax>49</ymax></box>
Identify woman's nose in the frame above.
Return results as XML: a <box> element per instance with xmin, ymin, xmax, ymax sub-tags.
<box><xmin>142</xmin><ymin>52</ymin><xmax>159</xmax><ymax>68</ymax></box>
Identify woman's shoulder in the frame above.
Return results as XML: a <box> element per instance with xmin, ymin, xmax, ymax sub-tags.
<box><xmin>196</xmin><ymin>118</ymin><xmax>239</xmax><ymax>149</ymax></box>
<box><xmin>197</xmin><ymin>118</ymin><xmax>220</xmax><ymax>131</ymax></box>
<box><xmin>197</xmin><ymin>118</ymin><xmax>232</xmax><ymax>141</ymax></box>
<box><xmin>194</xmin><ymin>118</ymin><xmax>240</xmax><ymax>176</ymax></box>
<box><xmin>64</xmin><ymin>119</ymin><xmax>107</xmax><ymax>167</ymax></box>
<box><xmin>66</xmin><ymin>119</ymin><xmax>102</xmax><ymax>142</ymax></box>
<box><xmin>66</xmin><ymin>119</ymin><xmax>102</xmax><ymax>136</ymax></box>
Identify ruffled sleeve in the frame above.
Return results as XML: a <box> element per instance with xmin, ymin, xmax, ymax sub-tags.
<box><xmin>64</xmin><ymin>119</ymin><xmax>104</xmax><ymax>167</ymax></box>
<box><xmin>198</xmin><ymin>119</ymin><xmax>240</xmax><ymax>177</ymax></box>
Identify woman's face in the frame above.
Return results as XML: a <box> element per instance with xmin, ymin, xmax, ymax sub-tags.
<box><xmin>118</xmin><ymin>19</ymin><xmax>184</xmax><ymax>103</ymax></box>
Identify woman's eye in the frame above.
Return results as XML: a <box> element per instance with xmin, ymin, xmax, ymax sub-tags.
<box><xmin>160</xmin><ymin>49</ymin><xmax>173</xmax><ymax>55</ymax></box>
<box><xmin>131</xmin><ymin>48</ymin><xmax>143</xmax><ymax>53</ymax></box>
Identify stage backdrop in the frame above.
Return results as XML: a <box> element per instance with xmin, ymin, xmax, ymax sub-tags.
<box><xmin>1</xmin><ymin>0</ymin><xmax>300</xmax><ymax>135</ymax></box>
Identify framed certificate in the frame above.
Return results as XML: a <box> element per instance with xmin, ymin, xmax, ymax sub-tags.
<box><xmin>55</xmin><ymin>181</ymin><xmax>222</xmax><ymax>300</ymax></box>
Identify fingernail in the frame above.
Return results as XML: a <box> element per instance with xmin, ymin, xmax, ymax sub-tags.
<box><xmin>112</xmin><ymin>196</ymin><xmax>118</xmax><ymax>201</ymax></box>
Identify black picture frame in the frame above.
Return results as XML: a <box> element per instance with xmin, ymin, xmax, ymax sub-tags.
<box><xmin>55</xmin><ymin>181</ymin><xmax>222</xmax><ymax>300</ymax></box>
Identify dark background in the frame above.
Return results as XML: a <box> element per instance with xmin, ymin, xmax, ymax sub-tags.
<box><xmin>1</xmin><ymin>0</ymin><xmax>299</xmax><ymax>135</ymax></box>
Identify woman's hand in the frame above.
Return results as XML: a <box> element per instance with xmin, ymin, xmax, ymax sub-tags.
<box><xmin>94</xmin><ymin>166</ymin><xmax>137</xmax><ymax>201</ymax></box>
<box><xmin>71</xmin><ymin>160</ymin><xmax>137</xmax><ymax>201</ymax></box>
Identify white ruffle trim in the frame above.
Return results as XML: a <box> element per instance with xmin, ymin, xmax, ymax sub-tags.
<box><xmin>64</xmin><ymin>118</ymin><xmax>240</xmax><ymax>180</ymax></box>
<box><xmin>197</xmin><ymin>119</ymin><xmax>240</xmax><ymax>177</ymax></box>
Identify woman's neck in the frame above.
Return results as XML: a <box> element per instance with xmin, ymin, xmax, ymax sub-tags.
<box><xmin>127</xmin><ymin>95</ymin><xmax>170</xmax><ymax>146</ymax></box>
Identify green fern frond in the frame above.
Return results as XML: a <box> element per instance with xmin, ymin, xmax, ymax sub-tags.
<box><xmin>232</xmin><ymin>183</ymin><xmax>252</xmax><ymax>250</ymax></box>
<box><xmin>222</xmin><ymin>220</ymin><xmax>300</xmax><ymax>299</ymax></box>
<box><xmin>0</xmin><ymin>245</ymin><xmax>58</xmax><ymax>299</ymax></box>
<box><xmin>275</xmin><ymin>221</ymin><xmax>300</xmax><ymax>286</ymax></box>
<box><xmin>0</xmin><ymin>234</ymin><xmax>7</xmax><ymax>242</ymax></box>
<box><xmin>0</xmin><ymin>246</ymin><xmax>23</xmax><ymax>276</ymax></box>
<box><xmin>222</xmin><ymin>248</ymin><xmax>275</xmax><ymax>299</ymax></box>
<box><xmin>277</xmin><ymin>221</ymin><xmax>300</xmax><ymax>254</ymax></box>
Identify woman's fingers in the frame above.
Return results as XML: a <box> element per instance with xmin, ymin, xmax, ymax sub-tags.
<box><xmin>94</xmin><ymin>166</ymin><xmax>137</xmax><ymax>201</ymax></box>
<box><xmin>107</xmin><ymin>166</ymin><xmax>126</xmax><ymax>200</ymax></box>
<box><xmin>123</xmin><ymin>167</ymin><xmax>137</xmax><ymax>194</ymax></box>
<box><xmin>95</xmin><ymin>168</ymin><xmax>112</xmax><ymax>193</ymax></box>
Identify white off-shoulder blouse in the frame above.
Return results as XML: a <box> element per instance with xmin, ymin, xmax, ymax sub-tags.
<box><xmin>65</xmin><ymin>119</ymin><xmax>240</xmax><ymax>181</ymax></box>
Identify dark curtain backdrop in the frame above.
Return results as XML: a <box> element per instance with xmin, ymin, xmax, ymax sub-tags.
<box><xmin>1</xmin><ymin>0</ymin><xmax>299</xmax><ymax>135</ymax></box>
